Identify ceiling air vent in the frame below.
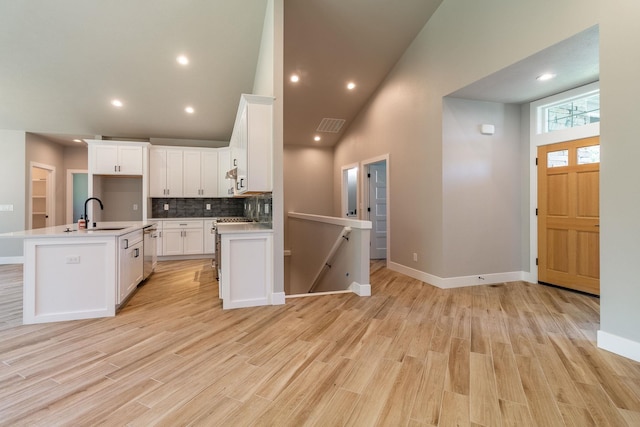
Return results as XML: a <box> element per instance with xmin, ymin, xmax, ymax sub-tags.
<box><xmin>316</xmin><ymin>118</ymin><xmax>346</xmax><ymax>133</ymax></box>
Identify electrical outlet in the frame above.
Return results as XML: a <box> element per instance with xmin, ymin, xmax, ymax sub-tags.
<box><xmin>206</xmin><ymin>203</ymin><xmax>211</xmax><ymax>210</ymax></box>
<box><xmin>413</xmin><ymin>252</ymin><xmax>418</xmax><ymax>262</ymax></box>
<box><xmin>133</xmin><ymin>204</ymin><xmax>138</xmax><ymax>211</ymax></box>
<box><xmin>264</xmin><ymin>203</ymin><xmax>269</xmax><ymax>214</ymax></box>
<box><xmin>163</xmin><ymin>204</ymin><xmax>169</xmax><ymax>211</ymax></box>
<box><xmin>66</xmin><ymin>255</ymin><xmax>80</xmax><ymax>264</ymax></box>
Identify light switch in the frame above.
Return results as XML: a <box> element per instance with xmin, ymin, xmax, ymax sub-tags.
<box><xmin>164</xmin><ymin>204</ymin><xmax>169</xmax><ymax>211</ymax></box>
<box><xmin>264</xmin><ymin>203</ymin><xmax>269</xmax><ymax>214</ymax></box>
<box><xmin>206</xmin><ymin>204</ymin><xmax>211</xmax><ymax>210</ymax></box>
<box><xmin>133</xmin><ymin>204</ymin><xmax>138</xmax><ymax>211</ymax></box>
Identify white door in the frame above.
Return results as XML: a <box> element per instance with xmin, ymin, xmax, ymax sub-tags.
<box><xmin>368</xmin><ymin>162</ymin><xmax>387</xmax><ymax>259</ymax></box>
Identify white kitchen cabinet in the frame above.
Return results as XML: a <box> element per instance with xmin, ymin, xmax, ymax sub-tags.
<box><xmin>118</xmin><ymin>230</ymin><xmax>143</xmax><ymax>305</ymax></box>
<box><xmin>89</xmin><ymin>141</ymin><xmax>144</xmax><ymax>175</ymax></box>
<box><xmin>219</xmin><ymin>230</ymin><xmax>273</xmax><ymax>309</ymax></box>
<box><xmin>183</xmin><ymin>149</ymin><xmax>218</xmax><ymax>197</ymax></box>
<box><xmin>218</xmin><ymin>148</ymin><xmax>233</xmax><ymax>197</ymax></box>
<box><xmin>162</xmin><ymin>220</ymin><xmax>204</xmax><ymax>256</ymax></box>
<box><xmin>229</xmin><ymin>94</ymin><xmax>273</xmax><ymax>195</ymax></box>
<box><xmin>149</xmin><ymin>147</ymin><xmax>183</xmax><ymax>197</ymax></box>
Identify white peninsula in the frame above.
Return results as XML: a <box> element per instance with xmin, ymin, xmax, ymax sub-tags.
<box><xmin>3</xmin><ymin>221</ymin><xmax>156</xmax><ymax>324</ymax></box>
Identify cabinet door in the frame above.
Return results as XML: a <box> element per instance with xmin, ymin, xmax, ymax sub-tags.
<box><xmin>165</xmin><ymin>150</ymin><xmax>184</xmax><ymax>197</ymax></box>
<box><xmin>93</xmin><ymin>144</ymin><xmax>119</xmax><ymax>174</ymax></box>
<box><xmin>118</xmin><ymin>145</ymin><xmax>143</xmax><ymax>175</ymax></box>
<box><xmin>218</xmin><ymin>148</ymin><xmax>232</xmax><ymax>197</ymax></box>
<box><xmin>149</xmin><ymin>149</ymin><xmax>167</xmax><ymax>197</ymax></box>
<box><xmin>162</xmin><ymin>229</ymin><xmax>184</xmax><ymax>256</ymax></box>
<box><xmin>182</xmin><ymin>150</ymin><xmax>202</xmax><ymax>197</ymax></box>
<box><xmin>183</xmin><ymin>228</ymin><xmax>204</xmax><ymax>255</ymax></box>
<box><xmin>201</xmin><ymin>150</ymin><xmax>219</xmax><ymax>197</ymax></box>
<box><xmin>129</xmin><ymin>242</ymin><xmax>144</xmax><ymax>288</ymax></box>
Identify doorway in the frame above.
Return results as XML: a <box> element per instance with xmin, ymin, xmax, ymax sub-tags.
<box><xmin>66</xmin><ymin>169</ymin><xmax>88</xmax><ymax>223</ymax></box>
<box><xmin>341</xmin><ymin>163</ymin><xmax>359</xmax><ymax>218</ymax></box>
<box><xmin>29</xmin><ymin>162</ymin><xmax>55</xmax><ymax>229</ymax></box>
<box><xmin>537</xmin><ymin>137</ymin><xmax>600</xmax><ymax>295</ymax></box>
<box><xmin>366</xmin><ymin>161</ymin><xmax>387</xmax><ymax>259</ymax></box>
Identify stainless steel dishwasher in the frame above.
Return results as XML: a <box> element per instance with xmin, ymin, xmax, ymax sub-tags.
<box><xmin>142</xmin><ymin>224</ymin><xmax>158</xmax><ymax>280</ymax></box>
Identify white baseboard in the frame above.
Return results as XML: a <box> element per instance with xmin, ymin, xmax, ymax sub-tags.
<box><xmin>271</xmin><ymin>292</ymin><xmax>286</xmax><ymax>305</ymax></box>
<box><xmin>0</xmin><ymin>256</ymin><xmax>24</xmax><ymax>265</ymax></box>
<box><xmin>388</xmin><ymin>262</ymin><xmax>526</xmax><ymax>289</ymax></box>
<box><xmin>349</xmin><ymin>281</ymin><xmax>371</xmax><ymax>296</ymax></box>
<box><xmin>597</xmin><ymin>330</ymin><xmax>640</xmax><ymax>363</ymax></box>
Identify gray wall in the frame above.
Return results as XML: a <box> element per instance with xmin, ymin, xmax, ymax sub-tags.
<box><xmin>332</xmin><ymin>0</ymin><xmax>640</xmax><ymax>352</ymax></box>
<box><xmin>599</xmin><ymin>2</ymin><xmax>640</xmax><ymax>345</ymax></box>
<box><xmin>25</xmin><ymin>133</ymin><xmax>66</xmax><ymax>227</ymax></box>
<box><xmin>442</xmin><ymin>98</ymin><xmax>523</xmax><ymax>276</ymax></box>
<box><xmin>0</xmin><ymin>130</ymin><xmax>26</xmax><ymax>257</ymax></box>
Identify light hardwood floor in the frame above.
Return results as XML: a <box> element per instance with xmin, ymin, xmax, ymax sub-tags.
<box><xmin>1</xmin><ymin>260</ymin><xmax>640</xmax><ymax>426</ymax></box>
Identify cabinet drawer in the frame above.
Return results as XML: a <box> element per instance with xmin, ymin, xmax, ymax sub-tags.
<box><xmin>162</xmin><ymin>220</ymin><xmax>203</xmax><ymax>230</ymax></box>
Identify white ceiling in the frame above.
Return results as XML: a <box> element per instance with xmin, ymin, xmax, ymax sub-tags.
<box><xmin>0</xmin><ymin>2</ymin><xmax>599</xmax><ymax>148</ymax></box>
<box><xmin>448</xmin><ymin>25</ymin><xmax>599</xmax><ymax>104</ymax></box>
<box><xmin>0</xmin><ymin>1</ymin><xmax>268</xmax><ymax>144</ymax></box>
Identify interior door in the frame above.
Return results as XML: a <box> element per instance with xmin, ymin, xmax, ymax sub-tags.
<box><xmin>538</xmin><ymin>136</ymin><xmax>600</xmax><ymax>295</ymax></box>
<box><xmin>368</xmin><ymin>162</ymin><xmax>387</xmax><ymax>259</ymax></box>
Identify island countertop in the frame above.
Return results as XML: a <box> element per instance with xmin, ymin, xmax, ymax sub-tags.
<box><xmin>216</xmin><ymin>222</ymin><xmax>273</xmax><ymax>234</ymax></box>
<box><xmin>1</xmin><ymin>221</ymin><xmax>158</xmax><ymax>239</ymax></box>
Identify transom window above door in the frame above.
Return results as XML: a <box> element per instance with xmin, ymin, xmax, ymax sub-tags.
<box><xmin>541</xmin><ymin>91</ymin><xmax>600</xmax><ymax>133</ymax></box>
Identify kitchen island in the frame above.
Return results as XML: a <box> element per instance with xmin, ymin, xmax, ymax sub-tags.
<box><xmin>2</xmin><ymin>221</ymin><xmax>156</xmax><ymax>324</ymax></box>
<box><xmin>216</xmin><ymin>222</ymin><xmax>283</xmax><ymax>309</ymax></box>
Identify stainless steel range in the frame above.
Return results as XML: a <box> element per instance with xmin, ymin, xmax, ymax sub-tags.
<box><xmin>212</xmin><ymin>217</ymin><xmax>253</xmax><ymax>278</ymax></box>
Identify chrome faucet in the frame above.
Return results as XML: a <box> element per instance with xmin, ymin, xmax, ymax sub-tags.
<box><xmin>84</xmin><ymin>197</ymin><xmax>104</xmax><ymax>228</ymax></box>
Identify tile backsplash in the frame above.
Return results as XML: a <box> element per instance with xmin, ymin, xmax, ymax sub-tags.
<box><xmin>151</xmin><ymin>198</ymin><xmax>244</xmax><ymax>218</ymax></box>
<box><xmin>151</xmin><ymin>194</ymin><xmax>272</xmax><ymax>226</ymax></box>
<box><xmin>244</xmin><ymin>194</ymin><xmax>273</xmax><ymax>226</ymax></box>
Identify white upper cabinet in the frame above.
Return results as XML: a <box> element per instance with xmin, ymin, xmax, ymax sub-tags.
<box><xmin>149</xmin><ymin>147</ymin><xmax>183</xmax><ymax>197</ymax></box>
<box><xmin>183</xmin><ymin>148</ymin><xmax>218</xmax><ymax>197</ymax></box>
<box><xmin>87</xmin><ymin>140</ymin><xmax>145</xmax><ymax>175</ymax></box>
<box><xmin>229</xmin><ymin>94</ymin><xmax>274</xmax><ymax>195</ymax></box>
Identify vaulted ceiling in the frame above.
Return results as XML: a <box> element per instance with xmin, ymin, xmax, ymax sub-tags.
<box><xmin>0</xmin><ymin>1</ymin><xmax>598</xmax><ymax>148</ymax></box>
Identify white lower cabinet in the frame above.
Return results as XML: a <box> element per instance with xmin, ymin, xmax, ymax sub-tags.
<box><xmin>118</xmin><ymin>230</ymin><xmax>143</xmax><ymax>305</ymax></box>
<box><xmin>162</xmin><ymin>220</ymin><xmax>204</xmax><ymax>256</ymax></box>
<box><xmin>219</xmin><ymin>231</ymin><xmax>273</xmax><ymax>309</ymax></box>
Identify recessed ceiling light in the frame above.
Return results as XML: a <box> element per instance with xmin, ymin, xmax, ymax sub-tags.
<box><xmin>73</xmin><ymin>139</ymin><xmax>82</xmax><ymax>143</ymax></box>
<box><xmin>111</xmin><ymin>99</ymin><xmax>123</xmax><ymax>107</ymax></box>
<box><xmin>314</xmin><ymin>135</ymin><xmax>321</xmax><ymax>142</ymax></box>
<box><xmin>290</xmin><ymin>74</ymin><xmax>300</xmax><ymax>83</ymax></box>
<box><xmin>177</xmin><ymin>55</ymin><xmax>189</xmax><ymax>66</ymax></box>
<box><xmin>185</xmin><ymin>106</ymin><xmax>195</xmax><ymax>114</ymax></box>
<box><xmin>536</xmin><ymin>73</ymin><xmax>556</xmax><ymax>81</ymax></box>
<box><xmin>347</xmin><ymin>82</ymin><xmax>356</xmax><ymax>90</ymax></box>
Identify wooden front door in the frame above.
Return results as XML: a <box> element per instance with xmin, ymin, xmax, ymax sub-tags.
<box><xmin>538</xmin><ymin>137</ymin><xmax>600</xmax><ymax>295</ymax></box>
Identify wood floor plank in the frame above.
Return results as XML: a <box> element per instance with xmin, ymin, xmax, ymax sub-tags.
<box><xmin>515</xmin><ymin>354</ymin><xmax>564</xmax><ymax>427</ymax></box>
<box><xmin>439</xmin><ymin>391</ymin><xmax>470</xmax><ymax>427</ymax></box>
<box><xmin>470</xmin><ymin>352</ymin><xmax>501</xmax><ymax>426</ymax></box>
<box><xmin>498</xmin><ymin>399</ymin><xmax>535</xmax><ymax>427</ymax></box>
<box><xmin>1</xmin><ymin>261</ymin><xmax>640</xmax><ymax>425</ymax></box>
<box><xmin>410</xmin><ymin>350</ymin><xmax>448</xmax><ymax>425</ymax></box>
